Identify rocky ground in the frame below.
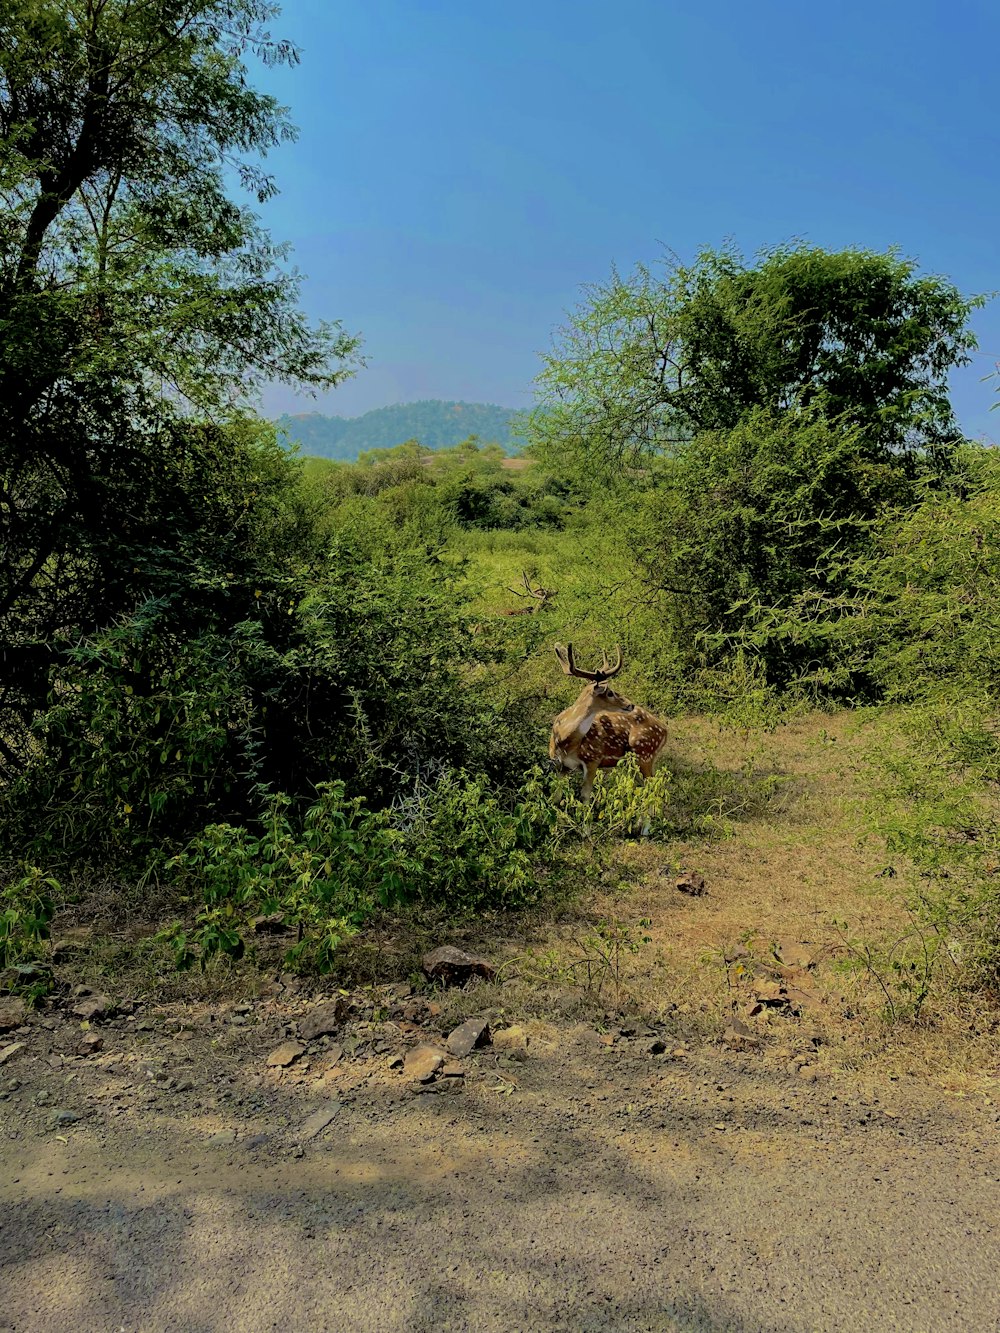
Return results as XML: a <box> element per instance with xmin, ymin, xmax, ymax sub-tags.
<box><xmin>2</xmin><ymin>946</ymin><xmax>999</xmax><ymax>1333</ymax></box>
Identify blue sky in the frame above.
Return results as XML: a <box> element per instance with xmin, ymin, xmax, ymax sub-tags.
<box><xmin>254</xmin><ymin>0</ymin><xmax>999</xmax><ymax>439</ymax></box>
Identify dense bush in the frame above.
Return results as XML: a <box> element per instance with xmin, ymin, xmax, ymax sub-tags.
<box><xmin>163</xmin><ymin>766</ymin><xmax>559</xmax><ymax>971</ymax></box>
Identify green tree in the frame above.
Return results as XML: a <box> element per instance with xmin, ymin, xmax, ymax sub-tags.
<box><xmin>0</xmin><ymin>0</ymin><xmax>359</xmax><ymax>774</ymax></box>
<box><xmin>533</xmin><ymin>243</ymin><xmax>981</xmax><ymax>479</ymax></box>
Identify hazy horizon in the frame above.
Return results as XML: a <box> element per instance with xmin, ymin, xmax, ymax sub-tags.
<box><xmin>253</xmin><ymin>0</ymin><xmax>1000</xmax><ymax>444</ymax></box>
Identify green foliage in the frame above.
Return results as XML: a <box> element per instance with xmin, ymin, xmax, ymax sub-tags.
<box><xmin>4</xmin><ymin>513</ymin><xmax>542</xmax><ymax>866</ymax></box>
<box><xmin>833</xmin><ymin>446</ymin><xmax>1000</xmax><ymax>702</ymax></box>
<box><xmin>163</xmin><ymin>783</ymin><xmax>402</xmax><ymax>972</ymax></box>
<box><xmin>163</xmin><ymin>769</ymin><xmax>560</xmax><ymax>972</ymax></box>
<box><xmin>863</xmin><ymin>705</ymin><xmax>1000</xmax><ymax>1001</ymax></box>
<box><xmin>534</xmin><ymin>242</ymin><xmax>980</xmax><ymax>480</ymax></box>
<box><xmin>1</xmin><ymin>866</ymin><xmax>59</xmax><ymax>978</ymax></box>
<box><xmin>559</xmin><ymin>758</ymin><xmax>674</xmax><ymax>841</ymax></box>
<box><xmin>619</xmin><ymin>409</ymin><xmax>910</xmax><ymax>693</ymax></box>
<box><xmin>1</xmin><ymin>1</ymin><xmax>357</xmax><ymax>778</ymax></box>
<box><xmin>388</xmin><ymin>765</ymin><xmax>558</xmax><ymax>910</ymax></box>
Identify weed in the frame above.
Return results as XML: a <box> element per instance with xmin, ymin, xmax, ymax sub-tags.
<box><xmin>1</xmin><ymin>865</ymin><xmax>60</xmax><ymax>1000</ymax></box>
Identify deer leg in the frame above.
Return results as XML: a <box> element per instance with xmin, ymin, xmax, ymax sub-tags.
<box><xmin>636</xmin><ymin>755</ymin><xmax>659</xmax><ymax>837</ymax></box>
<box><xmin>580</xmin><ymin>762</ymin><xmax>600</xmax><ymax>803</ymax></box>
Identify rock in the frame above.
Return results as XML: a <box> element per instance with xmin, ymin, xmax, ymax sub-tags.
<box><xmin>299</xmin><ymin>999</ymin><xmax>348</xmax><ymax>1042</ymax></box>
<box><xmin>173</xmin><ymin>1078</ymin><xmax>195</xmax><ymax>1093</ymax></box>
<box><xmin>71</xmin><ymin>993</ymin><xmax>113</xmax><ymax>1022</ymax></box>
<box><xmin>785</xmin><ymin>986</ymin><xmax>825</xmax><ymax>1014</ymax></box>
<box><xmin>446</xmin><ymin>1017</ymin><xmax>491</xmax><ymax>1059</ymax></box>
<box><xmin>266</xmin><ymin>1040</ymin><xmax>305</xmax><ymax>1068</ymax></box>
<box><xmin>675</xmin><ymin>872</ymin><xmax>706</xmax><ymax>896</ymax></box>
<box><xmin>421</xmin><ymin>946</ymin><xmax>495</xmax><ymax>986</ymax></box>
<box><xmin>752</xmin><ymin>981</ymin><xmax>790</xmax><ymax>1008</ymax></box>
<box><xmin>403</xmin><ymin>1045</ymin><xmax>445</xmax><ymax>1083</ymax></box>
<box><xmin>0</xmin><ymin>998</ymin><xmax>27</xmax><ymax>1033</ymax></box>
<box><xmin>796</xmin><ymin>1065</ymin><xmax>820</xmax><ymax>1082</ymax></box>
<box><xmin>76</xmin><ymin>1032</ymin><xmax>103</xmax><ymax>1056</ymax></box>
<box><xmin>0</xmin><ymin>1041</ymin><xmax>26</xmax><ymax>1066</ymax></box>
<box><xmin>207</xmin><ymin>1129</ymin><xmax>237</xmax><ymax>1146</ymax></box>
<box><xmin>47</xmin><ymin>1109</ymin><xmax>82</xmax><ymax>1128</ymax></box>
<box><xmin>440</xmin><ymin>1063</ymin><xmax>465</xmax><ymax>1078</ymax></box>
<box><xmin>298</xmin><ymin>1102</ymin><xmax>341</xmax><ymax>1141</ymax></box>
<box><xmin>774</xmin><ymin>938</ymin><xmax>815</xmax><ymax>969</ymax></box>
<box><xmin>723</xmin><ymin>1018</ymin><xmax>761</xmax><ymax>1050</ymax></box>
<box><xmin>492</xmin><ymin>1025</ymin><xmax>528</xmax><ymax>1056</ymax></box>
<box><xmin>410</xmin><ymin>1077</ymin><xmax>462</xmax><ymax>1096</ymax></box>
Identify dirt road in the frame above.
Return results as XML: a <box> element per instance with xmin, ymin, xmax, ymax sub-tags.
<box><xmin>2</xmin><ymin>999</ymin><xmax>998</xmax><ymax>1333</ymax></box>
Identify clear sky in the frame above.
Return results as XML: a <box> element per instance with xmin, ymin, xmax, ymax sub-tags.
<box><xmin>253</xmin><ymin>0</ymin><xmax>999</xmax><ymax>439</ymax></box>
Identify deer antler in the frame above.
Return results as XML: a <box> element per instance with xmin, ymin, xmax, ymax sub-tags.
<box><xmin>507</xmin><ymin>571</ymin><xmax>550</xmax><ymax>601</ymax></box>
<box><xmin>554</xmin><ymin>643</ymin><xmax>624</xmax><ymax>682</ymax></box>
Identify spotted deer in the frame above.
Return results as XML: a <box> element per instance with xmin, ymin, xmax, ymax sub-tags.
<box><xmin>548</xmin><ymin>644</ymin><xmax>669</xmax><ymax>801</ymax></box>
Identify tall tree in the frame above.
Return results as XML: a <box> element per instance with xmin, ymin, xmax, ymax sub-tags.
<box><xmin>0</xmin><ymin>0</ymin><xmax>359</xmax><ymax>775</ymax></box>
<box><xmin>533</xmin><ymin>244</ymin><xmax>981</xmax><ymax>478</ymax></box>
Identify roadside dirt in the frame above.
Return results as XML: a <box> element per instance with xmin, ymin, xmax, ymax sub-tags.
<box><xmin>2</xmin><ymin>973</ymin><xmax>999</xmax><ymax>1333</ymax></box>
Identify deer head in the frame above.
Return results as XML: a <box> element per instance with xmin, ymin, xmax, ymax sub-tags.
<box><xmin>554</xmin><ymin>642</ymin><xmax>629</xmax><ymax>705</ymax></box>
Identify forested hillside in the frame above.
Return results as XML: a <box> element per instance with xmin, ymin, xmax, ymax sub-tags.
<box><xmin>277</xmin><ymin>400</ymin><xmax>520</xmax><ymax>459</ymax></box>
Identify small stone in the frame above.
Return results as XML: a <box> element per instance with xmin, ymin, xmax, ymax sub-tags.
<box><xmin>752</xmin><ymin>981</ymin><xmax>789</xmax><ymax>1007</ymax></box>
<box><xmin>207</xmin><ymin>1129</ymin><xmax>237</xmax><ymax>1146</ymax></box>
<box><xmin>440</xmin><ymin>1063</ymin><xmax>465</xmax><ymax>1078</ymax></box>
<box><xmin>675</xmin><ymin>872</ymin><xmax>706</xmax><ymax>896</ymax></box>
<box><xmin>0</xmin><ymin>999</ymin><xmax>27</xmax><ymax>1033</ymax></box>
<box><xmin>299</xmin><ymin>1000</ymin><xmax>348</xmax><ymax>1042</ymax></box>
<box><xmin>785</xmin><ymin>986</ymin><xmax>825</xmax><ymax>1014</ymax></box>
<box><xmin>797</xmin><ymin>1065</ymin><xmax>820</xmax><ymax>1082</ymax></box>
<box><xmin>298</xmin><ymin>1102</ymin><xmax>340</xmax><ymax>1141</ymax></box>
<box><xmin>76</xmin><ymin>1033</ymin><xmax>103</xmax><ymax>1056</ymax></box>
<box><xmin>173</xmin><ymin>1078</ymin><xmax>195</xmax><ymax>1093</ymax></box>
<box><xmin>0</xmin><ymin>1041</ymin><xmax>26</xmax><ymax>1066</ymax></box>
<box><xmin>47</xmin><ymin>1108</ymin><xmax>82</xmax><ymax>1127</ymax></box>
<box><xmin>492</xmin><ymin>1025</ymin><xmax>528</xmax><ymax>1056</ymax></box>
<box><xmin>403</xmin><ymin>1045</ymin><xmax>445</xmax><ymax>1083</ymax></box>
<box><xmin>266</xmin><ymin>1040</ymin><xmax>305</xmax><ymax>1068</ymax></box>
<box><xmin>72</xmin><ymin>994</ymin><xmax>113</xmax><ymax>1022</ymax></box>
<box><xmin>421</xmin><ymin>946</ymin><xmax>496</xmax><ymax>986</ymax></box>
<box><xmin>723</xmin><ymin>1018</ymin><xmax>761</xmax><ymax>1050</ymax></box>
<box><xmin>446</xmin><ymin>1017</ymin><xmax>491</xmax><ymax>1059</ymax></box>
<box><xmin>774</xmin><ymin>938</ymin><xmax>815</xmax><ymax>969</ymax></box>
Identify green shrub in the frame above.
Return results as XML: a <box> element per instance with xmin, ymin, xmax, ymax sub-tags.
<box><xmin>162</xmin><ymin>766</ymin><xmax>561</xmax><ymax>973</ymax></box>
<box><xmin>1</xmin><ymin>866</ymin><xmax>60</xmax><ymax>996</ymax></box>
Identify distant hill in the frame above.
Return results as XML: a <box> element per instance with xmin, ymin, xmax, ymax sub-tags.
<box><xmin>275</xmin><ymin>400</ymin><xmax>522</xmax><ymax>460</ymax></box>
